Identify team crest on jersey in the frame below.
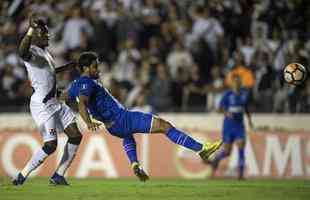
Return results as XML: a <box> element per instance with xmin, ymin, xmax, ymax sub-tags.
<box><xmin>49</xmin><ymin>129</ymin><xmax>57</xmax><ymax>136</ymax></box>
<box><xmin>82</xmin><ymin>84</ymin><xmax>87</xmax><ymax>90</ymax></box>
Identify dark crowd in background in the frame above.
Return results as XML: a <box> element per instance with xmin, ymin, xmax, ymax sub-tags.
<box><xmin>0</xmin><ymin>0</ymin><xmax>310</xmax><ymax>113</ymax></box>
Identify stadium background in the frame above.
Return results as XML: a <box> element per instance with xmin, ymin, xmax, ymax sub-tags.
<box><xmin>0</xmin><ymin>0</ymin><xmax>310</xmax><ymax>183</ymax></box>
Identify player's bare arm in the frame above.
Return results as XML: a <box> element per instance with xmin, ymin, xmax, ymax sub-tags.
<box><xmin>55</xmin><ymin>61</ymin><xmax>77</xmax><ymax>74</ymax></box>
<box><xmin>18</xmin><ymin>30</ymin><xmax>33</xmax><ymax>61</ymax></box>
<box><xmin>245</xmin><ymin>104</ymin><xmax>253</xmax><ymax>128</ymax></box>
<box><xmin>18</xmin><ymin>14</ymin><xmax>40</xmax><ymax>61</ymax></box>
<box><xmin>78</xmin><ymin>95</ymin><xmax>101</xmax><ymax>131</ymax></box>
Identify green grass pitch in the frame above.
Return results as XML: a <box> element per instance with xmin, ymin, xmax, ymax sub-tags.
<box><xmin>1</xmin><ymin>178</ymin><xmax>309</xmax><ymax>200</ymax></box>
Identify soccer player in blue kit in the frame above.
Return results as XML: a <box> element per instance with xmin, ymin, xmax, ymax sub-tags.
<box><xmin>63</xmin><ymin>52</ymin><xmax>222</xmax><ymax>181</ymax></box>
<box><xmin>209</xmin><ymin>74</ymin><xmax>253</xmax><ymax>180</ymax></box>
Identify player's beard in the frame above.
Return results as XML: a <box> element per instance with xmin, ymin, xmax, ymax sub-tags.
<box><xmin>38</xmin><ymin>38</ymin><xmax>48</xmax><ymax>48</ymax></box>
<box><xmin>91</xmin><ymin>72</ymin><xmax>99</xmax><ymax>79</ymax></box>
<box><xmin>42</xmin><ymin>36</ymin><xmax>49</xmax><ymax>47</ymax></box>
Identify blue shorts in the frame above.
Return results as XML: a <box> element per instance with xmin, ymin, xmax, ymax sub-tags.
<box><xmin>107</xmin><ymin>110</ymin><xmax>153</xmax><ymax>138</ymax></box>
<box><xmin>222</xmin><ymin>122</ymin><xmax>245</xmax><ymax>144</ymax></box>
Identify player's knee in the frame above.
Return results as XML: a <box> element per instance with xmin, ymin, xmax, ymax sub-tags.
<box><xmin>68</xmin><ymin>135</ymin><xmax>83</xmax><ymax>145</ymax></box>
<box><xmin>224</xmin><ymin>149</ymin><xmax>231</xmax><ymax>156</ymax></box>
<box><xmin>42</xmin><ymin>140</ymin><xmax>57</xmax><ymax>155</ymax></box>
<box><xmin>64</xmin><ymin>123</ymin><xmax>82</xmax><ymax>138</ymax></box>
<box><xmin>159</xmin><ymin>119</ymin><xmax>173</xmax><ymax>133</ymax></box>
<box><xmin>223</xmin><ymin>145</ymin><xmax>232</xmax><ymax>156</ymax></box>
<box><xmin>238</xmin><ymin>143</ymin><xmax>245</xmax><ymax>149</ymax></box>
<box><xmin>236</xmin><ymin>139</ymin><xmax>246</xmax><ymax>149</ymax></box>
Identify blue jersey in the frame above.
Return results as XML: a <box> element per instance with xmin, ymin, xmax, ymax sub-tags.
<box><xmin>220</xmin><ymin>88</ymin><xmax>249</xmax><ymax>125</ymax></box>
<box><xmin>68</xmin><ymin>76</ymin><xmax>125</xmax><ymax>123</ymax></box>
<box><xmin>220</xmin><ymin>88</ymin><xmax>249</xmax><ymax>143</ymax></box>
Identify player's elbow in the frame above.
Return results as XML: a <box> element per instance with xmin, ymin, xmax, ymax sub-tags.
<box><xmin>18</xmin><ymin>48</ymin><xmax>30</xmax><ymax>61</ymax></box>
<box><xmin>216</xmin><ymin>108</ymin><xmax>223</xmax><ymax>113</ymax></box>
<box><xmin>18</xmin><ymin>49</ymin><xmax>25</xmax><ymax>58</ymax></box>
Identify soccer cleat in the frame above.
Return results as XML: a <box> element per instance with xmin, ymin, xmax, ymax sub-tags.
<box><xmin>238</xmin><ymin>167</ymin><xmax>245</xmax><ymax>180</ymax></box>
<box><xmin>238</xmin><ymin>176</ymin><xmax>245</xmax><ymax>181</ymax></box>
<box><xmin>12</xmin><ymin>173</ymin><xmax>26</xmax><ymax>186</ymax></box>
<box><xmin>199</xmin><ymin>141</ymin><xmax>222</xmax><ymax>163</ymax></box>
<box><xmin>132</xmin><ymin>162</ymin><xmax>149</xmax><ymax>182</ymax></box>
<box><xmin>49</xmin><ymin>173</ymin><xmax>69</xmax><ymax>186</ymax></box>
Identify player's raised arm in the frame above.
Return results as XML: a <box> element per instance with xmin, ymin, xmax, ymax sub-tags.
<box><xmin>78</xmin><ymin>95</ymin><xmax>101</xmax><ymax>131</ymax></box>
<box><xmin>18</xmin><ymin>14</ymin><xmax>41</xmax><ymax>61</ymax></box>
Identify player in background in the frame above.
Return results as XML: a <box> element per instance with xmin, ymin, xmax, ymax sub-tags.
<box><xmin>209</xmin><ymin>74</ymin><xmax>253</xmax><ymax>180</ymax></box>
<box><xmin>12</xmin><ymin>14</ymin><xmax>83</xmax><ymax>186</ymax></box>
<box><xmin>62</xmin><ymin>52</ymin><xmax>222</xmax><ymax>181</ymax></box>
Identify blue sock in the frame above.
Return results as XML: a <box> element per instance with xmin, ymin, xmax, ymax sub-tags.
<box><xmin>238</xmin><ymin>148</ymin><xmax>245</xmax><ymax>177</ymax></box>
<box><xmin>166</xmin><ymin>127</ymin><xmax>203</xmax><ymax>152</ymax></box>
<box><xmin>123</xmin><ymin>136</ymin><xmax>138</xmax><ymax>164</ymax></box>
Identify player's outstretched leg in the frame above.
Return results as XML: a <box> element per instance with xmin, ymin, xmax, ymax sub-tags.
<box><xmin>50</xmin><ymin>123</ymin><xmax>82</xmax><ymax>186</ymax></box>
<box><xmin>12</xmin><ymin>140</ymin><xmax>57</xmax><ymax>185</ymax></box>
<box><xmin>150</xmin><ymin>117</ymin><xmax>222</xmax><ymax>162</ymax></box>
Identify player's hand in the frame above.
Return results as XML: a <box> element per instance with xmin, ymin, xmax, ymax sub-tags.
<box><xmin>29</xmin><ymin>13</ymin><xmax>40</xmax><ymax>28</ymax></box>
<box><xmin>87</xmin><ymin>122</ymin><xmax>101</xmax><ymax>132</ymax></box>
<box><xmin>29</xmin><ymin>13</ymin><xmax>46</xmax><ymax>29</ymax></box>
<box><xmin>225</xmin><ymin>112</ymin><xmax>233</xmax><ymax>118</ymax></box>
<box><xmin>132</xmin><ymin>162</ymin><xmax>149</xmax><ymax>182</ymax></box>
<box><xmin>58</xmin><ymin>90</ymin><xmax>69</xmax><ymax>101</ymax></box>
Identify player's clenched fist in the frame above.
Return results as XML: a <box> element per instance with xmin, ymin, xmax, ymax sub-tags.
<box><xmin>87</xmin><ymin>121</ymin><xmax>101</xmax><ymax>131</ymax></box>
<box><xmin>29</xmin><ymin>13</ymin><xmax>46</xmax><ymax>29</ymax></box>
<box><xmin>132</xmin><ymin>162</ymin><xmax>149</xmax><ymax>182</ymax></box>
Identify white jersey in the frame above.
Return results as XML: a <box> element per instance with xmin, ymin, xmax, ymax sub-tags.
<box><xmin>24</xmin><ymin>45</ymin><xmax>57</xmax><ymax>103</ymax></box>
<box><xmin>23</xmin><ymin>45</ymin><xmax>61</xmax><ymax>125</ymax></box>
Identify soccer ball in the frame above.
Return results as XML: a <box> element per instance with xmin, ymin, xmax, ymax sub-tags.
<box><xmin>283</xmin><ymin>63</ymin><xmax>307</xmax><ymax>85</ymax></box>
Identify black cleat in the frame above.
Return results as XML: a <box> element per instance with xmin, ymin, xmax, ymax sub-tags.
<box><xmin>132</xmin><ymin>163</ymin><xmax>149</xmax><ymax>182</ymax></box>
<box><xmin>49</xmin><ymin>173</ymin><xmax>69</xmax><ymax>186</ymax></box>
<box><xmin>12</xmin><ymin>173</ymin><xmax>26</xmax><ymax>186</ymax></box>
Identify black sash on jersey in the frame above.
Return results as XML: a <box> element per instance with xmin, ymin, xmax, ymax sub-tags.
<box><xmin>43</xmin><ymin>75</ymin><xmax>57</xmax><ymax>103</ymax></box>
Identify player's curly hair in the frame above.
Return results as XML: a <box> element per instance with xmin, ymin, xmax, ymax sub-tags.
<box><xmin>78</xmin><ymin>52</ymin><xmax>98</xmax><ymax>71</ymax></box>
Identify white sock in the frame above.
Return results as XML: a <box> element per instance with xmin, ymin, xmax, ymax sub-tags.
<box><xmin>21</xmin><ymin>149</ymin><xmax>49</xmax><ymax>178</ymax></box>
<box><xmin>55</xmin><ymin>142</ymin><xmax>79</xmax><ymax>176</ymax></box>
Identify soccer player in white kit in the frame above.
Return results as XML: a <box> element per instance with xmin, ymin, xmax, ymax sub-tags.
<box><xmin>12</xmin><ymin>14</ymin><xmax>83</xmax><ymax>186</ymax></box>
